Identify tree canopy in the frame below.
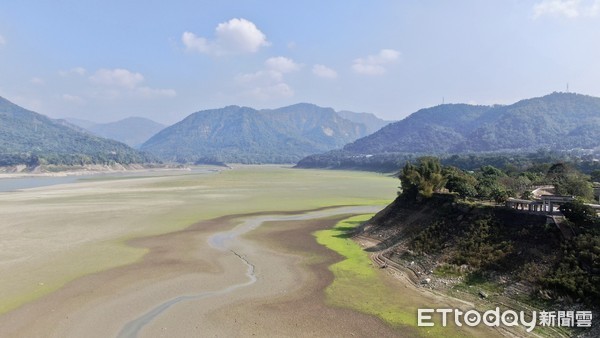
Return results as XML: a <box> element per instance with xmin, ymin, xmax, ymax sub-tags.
<box><xmin>399</xmin><ymin>157</ymin><xmax>446</xmax><ymax>201</ymax></box>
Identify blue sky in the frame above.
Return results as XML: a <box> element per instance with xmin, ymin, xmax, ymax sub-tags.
<box><xmin>0</xmin><ymin>0</ymin><xmax>599</xmax><ymax>124</ymax></box>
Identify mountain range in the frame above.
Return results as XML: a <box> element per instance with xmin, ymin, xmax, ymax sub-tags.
<box><xmin>88</xmin><ymin>117</ymin><xmax>165</xmax><ymax>149</ymax></box>
<box><xmin>0</xmin><ymin>97</ymin><xmax>387</xmax><ymax>166</ymax></box>
<box><xmin>344</xmin><ymin>92</ymin><xmax>600</xmax><ymax>154</ymax></box>
<box><xmin>297</xmin><ymin>92</ymin><xmax>600</xmax><ymax>169</ymax></box>
<box><xmin>0</xmin><ymin>96</ymin><xmax>152</xmax><ymax>166</ymax></box>
<box><xmin>141</xmin><ymin>103</ymin><xmax>378</xmax><ymax>163</ymax></box>
<box><xmin>5</xmin><ymin>92</ymin><xmax>597</xmax><ymax>169</ymax></box>
<box><xmin>65</xmin><ymin>117</ymin><xmax>165</xmax><ymax>149</ymax></box>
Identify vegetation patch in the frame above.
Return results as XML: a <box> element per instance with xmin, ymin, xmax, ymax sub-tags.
<box><xmin>314</xmin><ymin>215</ymin><xmax>460</xmax><ymax>336</ymax></box>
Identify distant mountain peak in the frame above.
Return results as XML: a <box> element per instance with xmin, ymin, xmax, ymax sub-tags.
<box><xmin>141</xmin><ymin>103</ymin><xmax>370</xmax><ymax>164</ymax></box>
<box><xmin>86</xmin><ymin>117</ymin><xmax>166</xmax><ymax>149</ymax></box>
<box><xmin>335</xmin><ymin>110</ymin><xmax>391</xmax><ymax>134</ymax></box>
<box><xmin>283</xmin><ymin>102</ymin><xmax>330</xmax><ymax>110</ymax></box>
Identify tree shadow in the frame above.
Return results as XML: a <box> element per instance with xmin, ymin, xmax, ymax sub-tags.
<box><xmin>332</xmin><ymin>221</ymin><xmax>363</xmax><ymax>239</ymax></box>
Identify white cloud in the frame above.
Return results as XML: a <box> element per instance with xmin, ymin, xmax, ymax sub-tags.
<box><xmin>182</xmin><ymin>18</ymin><xmax>269</xmax><ymax>55</ymax></box>
<box><xmin>89</xmin><ymin>68</ymin><xmax>176</xmax><ymax>99</ymax></box>
<box><xmin>533</xmin><ymin>0</ymin><xmax>600</xmax><ymax>19</ymax></box>
<box><xmin>90</xmin><ymin>68</ymin><xmax>144</xmax><ymax>88</ymax></box>
<box><xmin>265</xmin><ymin>56</ymin><xmax>301</xmax><ymax>73</ymax></box>
<box><xmin>182</xmin><ymin>32</ymin><xmax>210</xmax><ymax>53</ymax></box>
<box><xmin>352</xmin><ymin>49</ymin><xmax>401</xmax><ymax>76</ymax></box>
<box><xmin>216</xmin><ymin>18</ymin><xmax>270</xmax><ymax>53</ymax></box>
<box><xmin>59</xmin><ymin>67</ymin><xmax>86</xmax><ymax>77</ymax></box>
<box><xmin>312</xmin><ymin>64</ymin><xmax>338</xmax><ymax>79</ymax></box>
<box><xmin>30</xmin><ymin>77</ymin><xmax>44</xmax><ymax>85</ymax></box>
<box><xmin>235</xmin><ymin>56</ymin><xmax>300</xmax><ymax>101</ymax></box>
<box><xmin>0</xmin><ymin>34</ymin><xmax>5</xmax><ymax>45</ymax></box>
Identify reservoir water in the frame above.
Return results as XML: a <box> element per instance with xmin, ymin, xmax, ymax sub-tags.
<box><xmin>0</xmin><ymin>176</ymin><xmax>83</xmax><ymax>192</ymax></box>
<box><xmin>0</xmin><ymin>167</ymin><xmax>221</xmax><ymax>192</ymax></box>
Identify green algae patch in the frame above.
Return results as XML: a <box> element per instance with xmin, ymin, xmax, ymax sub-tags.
<box><xmin>314</xmin><ymin>215</ymin><xmax>458</xmax><ymax>337</ymax></box>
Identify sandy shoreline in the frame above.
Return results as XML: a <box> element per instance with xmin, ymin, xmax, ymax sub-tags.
<box><xmin>0</xmin><ymin>165</ymin><xmax>196</xmax><ymax>179</ymax></box>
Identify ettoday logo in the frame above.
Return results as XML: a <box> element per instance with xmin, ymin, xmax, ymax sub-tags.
<box><xmin>418</xmin><ymin>308</ymin><xmax>593</xmax><ymax>332</ymax></box>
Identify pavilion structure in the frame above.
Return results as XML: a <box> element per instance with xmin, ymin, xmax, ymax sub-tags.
<box><xmin>505</xmin><ymin>195</ymin><xmax>575</xmax><ymax>214</ymax></box>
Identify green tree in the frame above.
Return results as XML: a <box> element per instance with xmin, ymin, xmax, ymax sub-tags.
<box><xmin>559</xmin><ymin>201</ymin><xmax>600</xmax><ymax>233</ymax></box>
<box><xmin>521</xmin><ymin>191</ymin><xmax>533</xmax><ymax>200</ymax></box>
<box><xmin>444</xmin><ymin>166</ymin><xmax>478</xmax><ymax>199</ymax></box>
<box><xmin>590</xmin><ymin>169</ymin><xmax>600</xmax><ymax>182</ymax></box>
<box><xmin>399</xmin><ymin>157</ymin><xmax>447</xmax><ymax>201</ymax></box>
<box><xmin>491</xmin><ymin>186</ymin><xmax>509</xmax><ymax>204</ymax></box>
<box><xmin>546</xmin><ymin>163</ymin><xmax>594</xmax><ymax>200</ymax></box>
<box><xmin>475</xmin><ymin>165</ymin><xmax>507</xmax><ymax>200</ymax></box>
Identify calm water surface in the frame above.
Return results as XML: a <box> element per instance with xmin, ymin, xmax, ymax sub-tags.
<box><xmin>0</xmin><ymin>167</ymin><xmax>218</xmax><ymax>192</ymax></box>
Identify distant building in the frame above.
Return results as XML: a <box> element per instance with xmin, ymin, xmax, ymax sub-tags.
<box><xmin>505</xmin><ymin>195</ymin><xmax>575</xmax><ymax>214</ymax></box>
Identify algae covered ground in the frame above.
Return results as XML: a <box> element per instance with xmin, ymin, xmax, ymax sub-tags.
<box><xmin>0</xmin><ymin>166</ymin><xmax>396</xmax><ymax>314</ymax></box>
<box><xmin>314</xmin><ymin>215</ymin><xmax>495</xmax><ymax>337</ymax></box>
<box><xmin>314</xmin><ymin>215</ymin><xmax>422</xmax><ymax>329</ymax></box>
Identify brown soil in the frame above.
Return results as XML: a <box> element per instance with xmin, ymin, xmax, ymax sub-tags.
<box><xmin>0</xmin><ymin>209</ymin><xmax>413</xmax><ymax>337</ymax></box>
<box><xmin>216</xmin><ymin>216</ymin><xmax>416</xmax><ymax>337</ymax></box>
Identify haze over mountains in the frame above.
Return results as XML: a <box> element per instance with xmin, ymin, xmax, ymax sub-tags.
<box><xmin>141</xmin><ymin>103</ymin><xmax>378</xmax><ymax>163</ymax></box>
<box><xmin>336</xmin><ymin>110</ymin><xmax>392</xmax><ymax>134</ymax></box>
<box><xmin>79</xmin><ymin>117</ymin><xmax>166</xmax><ymax>149</ymax></box>
<box><xmin>298</xmin><ymin>92</ymin><xmax>600</xmax><ymax>168</ymax></box>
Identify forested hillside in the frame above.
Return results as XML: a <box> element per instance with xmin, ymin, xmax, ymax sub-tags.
<box><xmin>298</xmin><ymin>93</ymin><xmax>600</xmax><ymax>169</ymax></box>
<box><xmin>357</xmin><ymin>157</ymin><xmax>600</xmax><ymax>318</ymax></box>
<box><xmin>141</xmin><ymin>103</ymin><xmax>368</xmax><ymax>163</ymax></box>
<box><xmin>0</xmin><ymin>96</ymin><xmax>154</xmax><ymax>166</ymax></box>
